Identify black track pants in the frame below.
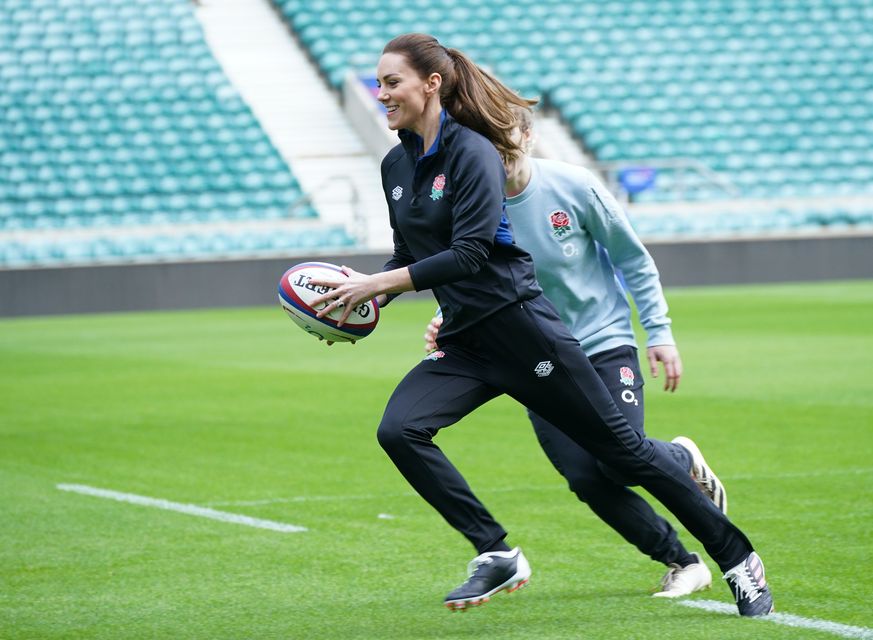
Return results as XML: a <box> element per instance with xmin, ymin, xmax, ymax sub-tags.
<box><xmin>530</xmin><ymin>345</ymin><xmax>694</xmax><ymax>566</ymax></box>
<box><xmin>377</xmin><ymin>295</ymin><xmax>752</xmax><ymax>571</ymax></box>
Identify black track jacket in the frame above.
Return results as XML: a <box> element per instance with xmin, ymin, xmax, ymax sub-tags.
<box><xmin>380</xmin><ymin>112</ymin><xmax>542</xmax><ymax>338</ymax></box>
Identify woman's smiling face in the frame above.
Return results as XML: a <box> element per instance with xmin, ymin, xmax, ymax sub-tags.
<box><xmin>375</xmin><ymin>52</ymin><xmax>433</xmax><ymax>133</ymax></box>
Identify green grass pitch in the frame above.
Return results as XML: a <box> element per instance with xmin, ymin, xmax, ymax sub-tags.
<box><xmin>1</xmin><ymin>280</ymin><xmax>871</xmax><ymax>639</ymax></box>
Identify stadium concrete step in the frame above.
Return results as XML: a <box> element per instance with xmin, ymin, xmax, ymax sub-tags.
<box><xmin>194</xmin><ymin>0</ymin><xmax>390</xmax><ymax>251</ymax></box>
<box><xmin>533</xmin><ymin>111</ymin><xmax>599</xmax><ymax>171</ymax></box>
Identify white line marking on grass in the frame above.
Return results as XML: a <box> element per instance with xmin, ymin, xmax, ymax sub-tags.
<box><xmin>57</xmin><ymin>484</ymin><xmax>307</xmax><ymax>533</ymax></box>
<box><xmin>677</xmin><ymin>600</ymin><xmax>873</xmax><ymax>639</ymax></box>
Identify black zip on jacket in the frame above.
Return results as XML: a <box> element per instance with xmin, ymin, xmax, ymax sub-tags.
<box><xmin>380</xmin><ymin>111</ymin><xmax>542</xmax><ymax>338</ymax></box>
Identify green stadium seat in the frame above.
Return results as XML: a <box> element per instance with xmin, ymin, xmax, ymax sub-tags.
<box><xmin>309</xmin><ymin>3</ymin><xmax>841</xmax><ymax>202</ymax></box>
<box><xmin>0</xmin><ymin>0</ymin><xmax>345</xmax><ymax>265</ymax></box>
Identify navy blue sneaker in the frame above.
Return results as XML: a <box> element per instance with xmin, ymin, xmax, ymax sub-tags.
<box><xmin>723</xmin><ymin>552</ymin><xmax>774</xmax><ymax>616</ymax></box>
<box><xmin>444</xmin><ymin>547</ymin><xmax>531</xmax><ymax>611</ymax></box>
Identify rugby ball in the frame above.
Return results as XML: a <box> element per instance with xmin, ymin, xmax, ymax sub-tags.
<box><xmin>278</xmin><ymin>262</ymin><xmax>379</xmax><ymax>342</ymax></box>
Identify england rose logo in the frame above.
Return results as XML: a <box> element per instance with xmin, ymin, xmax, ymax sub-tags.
<box><xmin>430</xmin><ymin>174</ymin><xmax>446</xmax><ymax>201</ymax></box>
<box><xmin>619</xmin><ymin>366</ymin><xmax>635</xmax><ymax>386</ymax></box>
<box><xmin>549</xmin><ymin>210</ymin><xmax>572</xmax><ymax>238</ymax></box>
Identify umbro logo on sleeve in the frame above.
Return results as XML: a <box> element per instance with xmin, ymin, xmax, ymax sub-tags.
<box><xmin>534</xmin><ymin>361</ymin><xmax>554</xmax><ymax>377</ymax></box>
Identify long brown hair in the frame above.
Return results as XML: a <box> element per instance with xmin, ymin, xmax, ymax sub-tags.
<box><xmin>382</xmin><ymin>33</ymin><xmax>538</xmax><ymax>163</ymax></box>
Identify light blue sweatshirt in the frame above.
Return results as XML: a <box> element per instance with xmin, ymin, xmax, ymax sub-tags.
<box><xmin>505</xmin><ymin>157</ymin><xmax>674</xmax><ymax>356</ymax></box>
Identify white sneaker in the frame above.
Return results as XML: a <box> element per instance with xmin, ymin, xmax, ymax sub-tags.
<box><xmin>672</xmin><ymin>436</ymin><xmax>728</xmax><ymax>514</ymax></box>
<box><xmin>652</xmin><ymin>552</ymin><xmax>712</xmax><ymax>598</ymax></box>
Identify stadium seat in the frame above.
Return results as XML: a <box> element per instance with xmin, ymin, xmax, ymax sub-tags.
<box><xmin>269</xmin><ymin>0</ymin><xmax>873</xmax><ymax>208</ymax></box>
<box><xmin>1</xmin><ymin>0</ymin><xmax>338</xmax><ymax>264</ymax></box>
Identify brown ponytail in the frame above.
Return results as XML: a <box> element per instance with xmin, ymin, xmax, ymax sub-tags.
<box><xmin>383</xmin><ymin>33</ymin><xmax>538</xmax><ymax>163</ymax></box>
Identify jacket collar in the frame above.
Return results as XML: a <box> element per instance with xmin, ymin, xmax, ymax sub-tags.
<box><xmin>398</xmin><ymin>110</ymin><xmax>458</xmax><ymax>159</ymax></box>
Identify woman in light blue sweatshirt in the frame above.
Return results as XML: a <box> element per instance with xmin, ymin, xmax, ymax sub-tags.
<box><xmin>426</xmin><ymin>107</ymin><xmax>725</xmax><ymax>598</ymax></box>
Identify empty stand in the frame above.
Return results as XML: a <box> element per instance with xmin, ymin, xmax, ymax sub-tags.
<box><xmin>0</xmin><ymin>0</ymin><xmax>356</xmax><ymax>267</ymax></box>
<box><xmin>4</xmin><ymin>0</ymin><xmax>872</xmax><ymax>270</ymax></box>
<box><xmin>273</xmin><ymin>0</ymin><xmax>873</xmax><ymax>227</ymax></box>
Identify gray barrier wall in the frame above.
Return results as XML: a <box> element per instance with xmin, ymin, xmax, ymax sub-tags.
<box><xmin>1</xmin><ymin>234</ymin><xmax>871</xmax><ymax>317</ymax></box>
<box><xmin>645</xmin><ymin>233</ymin><xmax>873</xmax><ymax>286</ymax></box>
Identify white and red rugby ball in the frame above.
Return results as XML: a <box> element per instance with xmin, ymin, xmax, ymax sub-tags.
<box><xmin>278</xmin><ymin>262</ymin><xmax>379</xmax><ymax>342</ymax></box>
